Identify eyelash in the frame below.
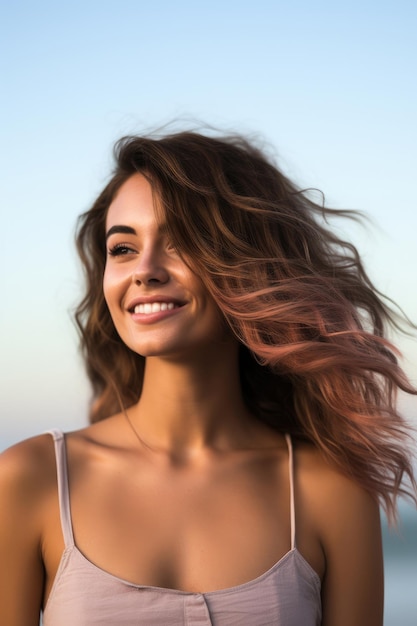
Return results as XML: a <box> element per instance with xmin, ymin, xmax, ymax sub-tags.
<box><xmin>107</xmin><ymin>241</ymin><xmax>177</xmax><ymax>256</ymax></box>
<box><xmin>107</xmin><ymin>243</ymin><xmax>136</xmax><ymax>256</ymax></box>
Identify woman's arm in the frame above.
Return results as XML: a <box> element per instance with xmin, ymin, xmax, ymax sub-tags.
<box><xmin>318</xmin><ymin>468</ymin><xmax>384</xmax><ymax>626</ymax></box>
<box><xmin>0</xmin><ymin>438</ymin><xmax>50</xmax><ymax>626</ymax></box>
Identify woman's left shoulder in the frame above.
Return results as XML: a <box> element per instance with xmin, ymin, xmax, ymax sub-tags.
<box><xmin>291</xmin><ymin>438</ymin><xmax>382</xmax><ymax>575</ymax></box>
<box><xmin>292</xmin><ymin>439</ymin><xmax>384</xmax><ymax>625</ymax></box>
<box><xmin>292</xmin><ymin>437</ymin><xmax>380</xmax><ymax>521</ymax></box>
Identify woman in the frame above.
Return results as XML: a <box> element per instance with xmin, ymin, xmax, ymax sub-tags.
<box><xmin>0</xmin><ymin>130</ymin><xmax>415</xmax><ymax>625</ymax></box>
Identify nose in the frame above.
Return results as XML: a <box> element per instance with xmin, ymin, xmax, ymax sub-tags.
<box><xmin>131</xmin><ymin>248</ymin><xmax>170</xmax><ymax>286</ymax></box>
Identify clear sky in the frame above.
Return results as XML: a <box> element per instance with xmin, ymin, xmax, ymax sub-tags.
<box><xmin>1</xmin><ymin>0</ymin><xmax>416</xmax><ymax>448</ymax></box>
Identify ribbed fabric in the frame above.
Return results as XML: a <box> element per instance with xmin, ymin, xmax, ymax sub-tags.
<box><xmin>43</xmin><ymin>430</ymin><xmax>321</xmax><ymax>625</ymax></box>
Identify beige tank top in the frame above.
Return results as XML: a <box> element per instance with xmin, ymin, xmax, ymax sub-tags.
<box><xmin>43</xmin><ymin>430</ymin><xmax>321</xmax><ymax>625</ymax></box>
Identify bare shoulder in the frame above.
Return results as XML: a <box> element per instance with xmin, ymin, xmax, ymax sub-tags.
<box><xmin>292</xmin><ymin>439</ymin><xmax>383</xmax><ymax>626</ymax></box>
<box><xmin>0</xmin><ymin>434</ymin><xmax>61</xmax><ymax>625</ymax></box>
<box><xmin>292</xmin><ymin>439</ymin><xmax>380</xmax><ymax>533</ymax></box>
<box><xmin>0</xmin><ymin>425</ymin><xmax>107</xmax><ymax>495</ymax></box>
<box><xmin>0</xmin><ymin>434</ymin><xmax>55</xmax><ymax>487</ymax></box>
<box><xmin>0</xmin><ymin>433</ymin><xmax>57</xmax><ymax>498</ymax></box>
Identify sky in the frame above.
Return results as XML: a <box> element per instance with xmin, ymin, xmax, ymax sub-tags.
<box><xmin>1</xmin><ymin>0</ymin><xmax>417</xmax><ymax>448</ymax></box>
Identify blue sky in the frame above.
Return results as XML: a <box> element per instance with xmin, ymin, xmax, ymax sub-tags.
<box><xmin>1</xmin><ymin>0</ymin><xmax>416</xmax><ymax>447</ymax></box>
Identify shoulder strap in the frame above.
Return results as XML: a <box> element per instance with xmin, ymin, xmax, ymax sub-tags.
<box><xmin>284</xmin><ymin>434</ymin><xmax>296</xmax><ymax>550</ymax></box>
<box><xmin>48</xmin><ymin>429</ymin><xmax>75</xmax><ymax>547</ymax></box>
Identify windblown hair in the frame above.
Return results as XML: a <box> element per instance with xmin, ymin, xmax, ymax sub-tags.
<box><xmin>75</xmin><ymin>129</ymin><xmax>416</xmax><ymax>520</ymax></box>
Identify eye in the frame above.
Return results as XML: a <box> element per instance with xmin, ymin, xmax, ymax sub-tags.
<box><xmin>107</xmin><ymin>242</ymin><xmax>137</xmax><ymax>256</ymax></box>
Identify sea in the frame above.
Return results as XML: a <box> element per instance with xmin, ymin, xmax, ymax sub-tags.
<box><xmin>1</xmin><ymin>436</ymin><xmax>416</xmax><ymax>624</ymax></box>
<box><xmin>382</xmin><ymin>501</ymin><xmax>417</xmax><ymax>625</ymax></box>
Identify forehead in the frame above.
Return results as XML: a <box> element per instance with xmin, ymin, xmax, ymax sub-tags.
<box><xmin>106</xmin><ymin>173</ymin><xmax>159</xmax><ymax>229</ymax></box>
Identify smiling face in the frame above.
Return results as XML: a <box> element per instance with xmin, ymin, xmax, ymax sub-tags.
<box><xmin>103</xmin><ymin>173</ymin><xmax>231</xmax><ymax>360</ymax></box>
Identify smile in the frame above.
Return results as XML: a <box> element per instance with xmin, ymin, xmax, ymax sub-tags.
<box><xmin>133</xmin><ymin>302</ymin><xmax>179</xmax><ymax>314</ymax></box>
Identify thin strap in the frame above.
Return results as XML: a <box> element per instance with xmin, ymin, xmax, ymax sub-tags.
<box><xmin>48</xmin><ymin>429</ymin><xmax>75</xmax><ymax>547</ymax></box>
<box><xmin>284</xmin><ymin>434</ymin><xmax>296</xmax><ymax>550</ymax></box>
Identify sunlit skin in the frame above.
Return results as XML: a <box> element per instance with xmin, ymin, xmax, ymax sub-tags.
<box><xmin>103</xmin><ymin>173</ymin><xmax>231</xmax><ymax>363</ymax></box>
<box><xmin>0</xmin><ymin>172</ymin><xmax>384</xmax><ymax>626</ymax></box>
<box><xmin>103</xmin><ymin>173</ymin><xmax>254</xmax><ymax>450</ymax></box>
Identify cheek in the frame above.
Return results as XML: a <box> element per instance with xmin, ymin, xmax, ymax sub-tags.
<box><xmin>201</xmin><ymin>293</ymin><xmax>229</xmax><ymax>335</ymax></box>
<box><xmin>102</xmin><ymin>266</ymin><xmax>122</xmax><ymax>317</ymax></box>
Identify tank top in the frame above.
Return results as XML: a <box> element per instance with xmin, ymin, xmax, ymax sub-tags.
<box><xmin>42</xmin><ymin>430</ymin><xmax>322</xmax><ymax>625</ymax></box>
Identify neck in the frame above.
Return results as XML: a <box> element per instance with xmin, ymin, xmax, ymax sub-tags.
<box><xmin>125</xmin><ymin>342</ymin><xmax>255</xmax><ymax>455</ymax></box>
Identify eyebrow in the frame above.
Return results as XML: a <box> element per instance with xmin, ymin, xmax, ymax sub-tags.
<box><xmin>106</xmin><ymin>225</ymin><xmax>136</xmax><ymax>240</ymax></box>
<box><xmin>105</xmin><ymin>223</ymin><xmax>169</xmax><ymax>240</ymax></box>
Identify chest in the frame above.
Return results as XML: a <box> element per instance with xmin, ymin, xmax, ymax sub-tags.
<box><xmin>53</xmin><ymin>452</ymin><xmax>294</xmax><ymax>593</ymax></box>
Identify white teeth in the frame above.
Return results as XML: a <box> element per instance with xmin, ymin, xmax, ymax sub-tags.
<box><xmin>133</xmin><ymin>302</ymin><xmax>177</xmax><ymax>314</ymax></box>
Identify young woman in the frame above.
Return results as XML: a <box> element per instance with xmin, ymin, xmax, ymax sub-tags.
<box><xmin>0</xmin><ymin>130</ymin><xmax>415</xmax><ymax>625</ymax></box>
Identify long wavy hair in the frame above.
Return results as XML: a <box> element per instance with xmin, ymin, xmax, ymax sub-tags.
<box><xmin>75</xmin><ymin>129</ymin><xmax>416</xmax><ymax>520</ymax></box>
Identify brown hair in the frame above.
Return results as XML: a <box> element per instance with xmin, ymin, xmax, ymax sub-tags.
<box><xmin>75</xmin><ymin>129</ymin><xmax>416</xmax><ymax>519</ymax></box>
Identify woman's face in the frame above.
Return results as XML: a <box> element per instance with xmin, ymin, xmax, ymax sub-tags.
<box><xmin>103</xmin><ymin>173</ymin><xmax>230</xmax><ymax>360</ymax></box>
